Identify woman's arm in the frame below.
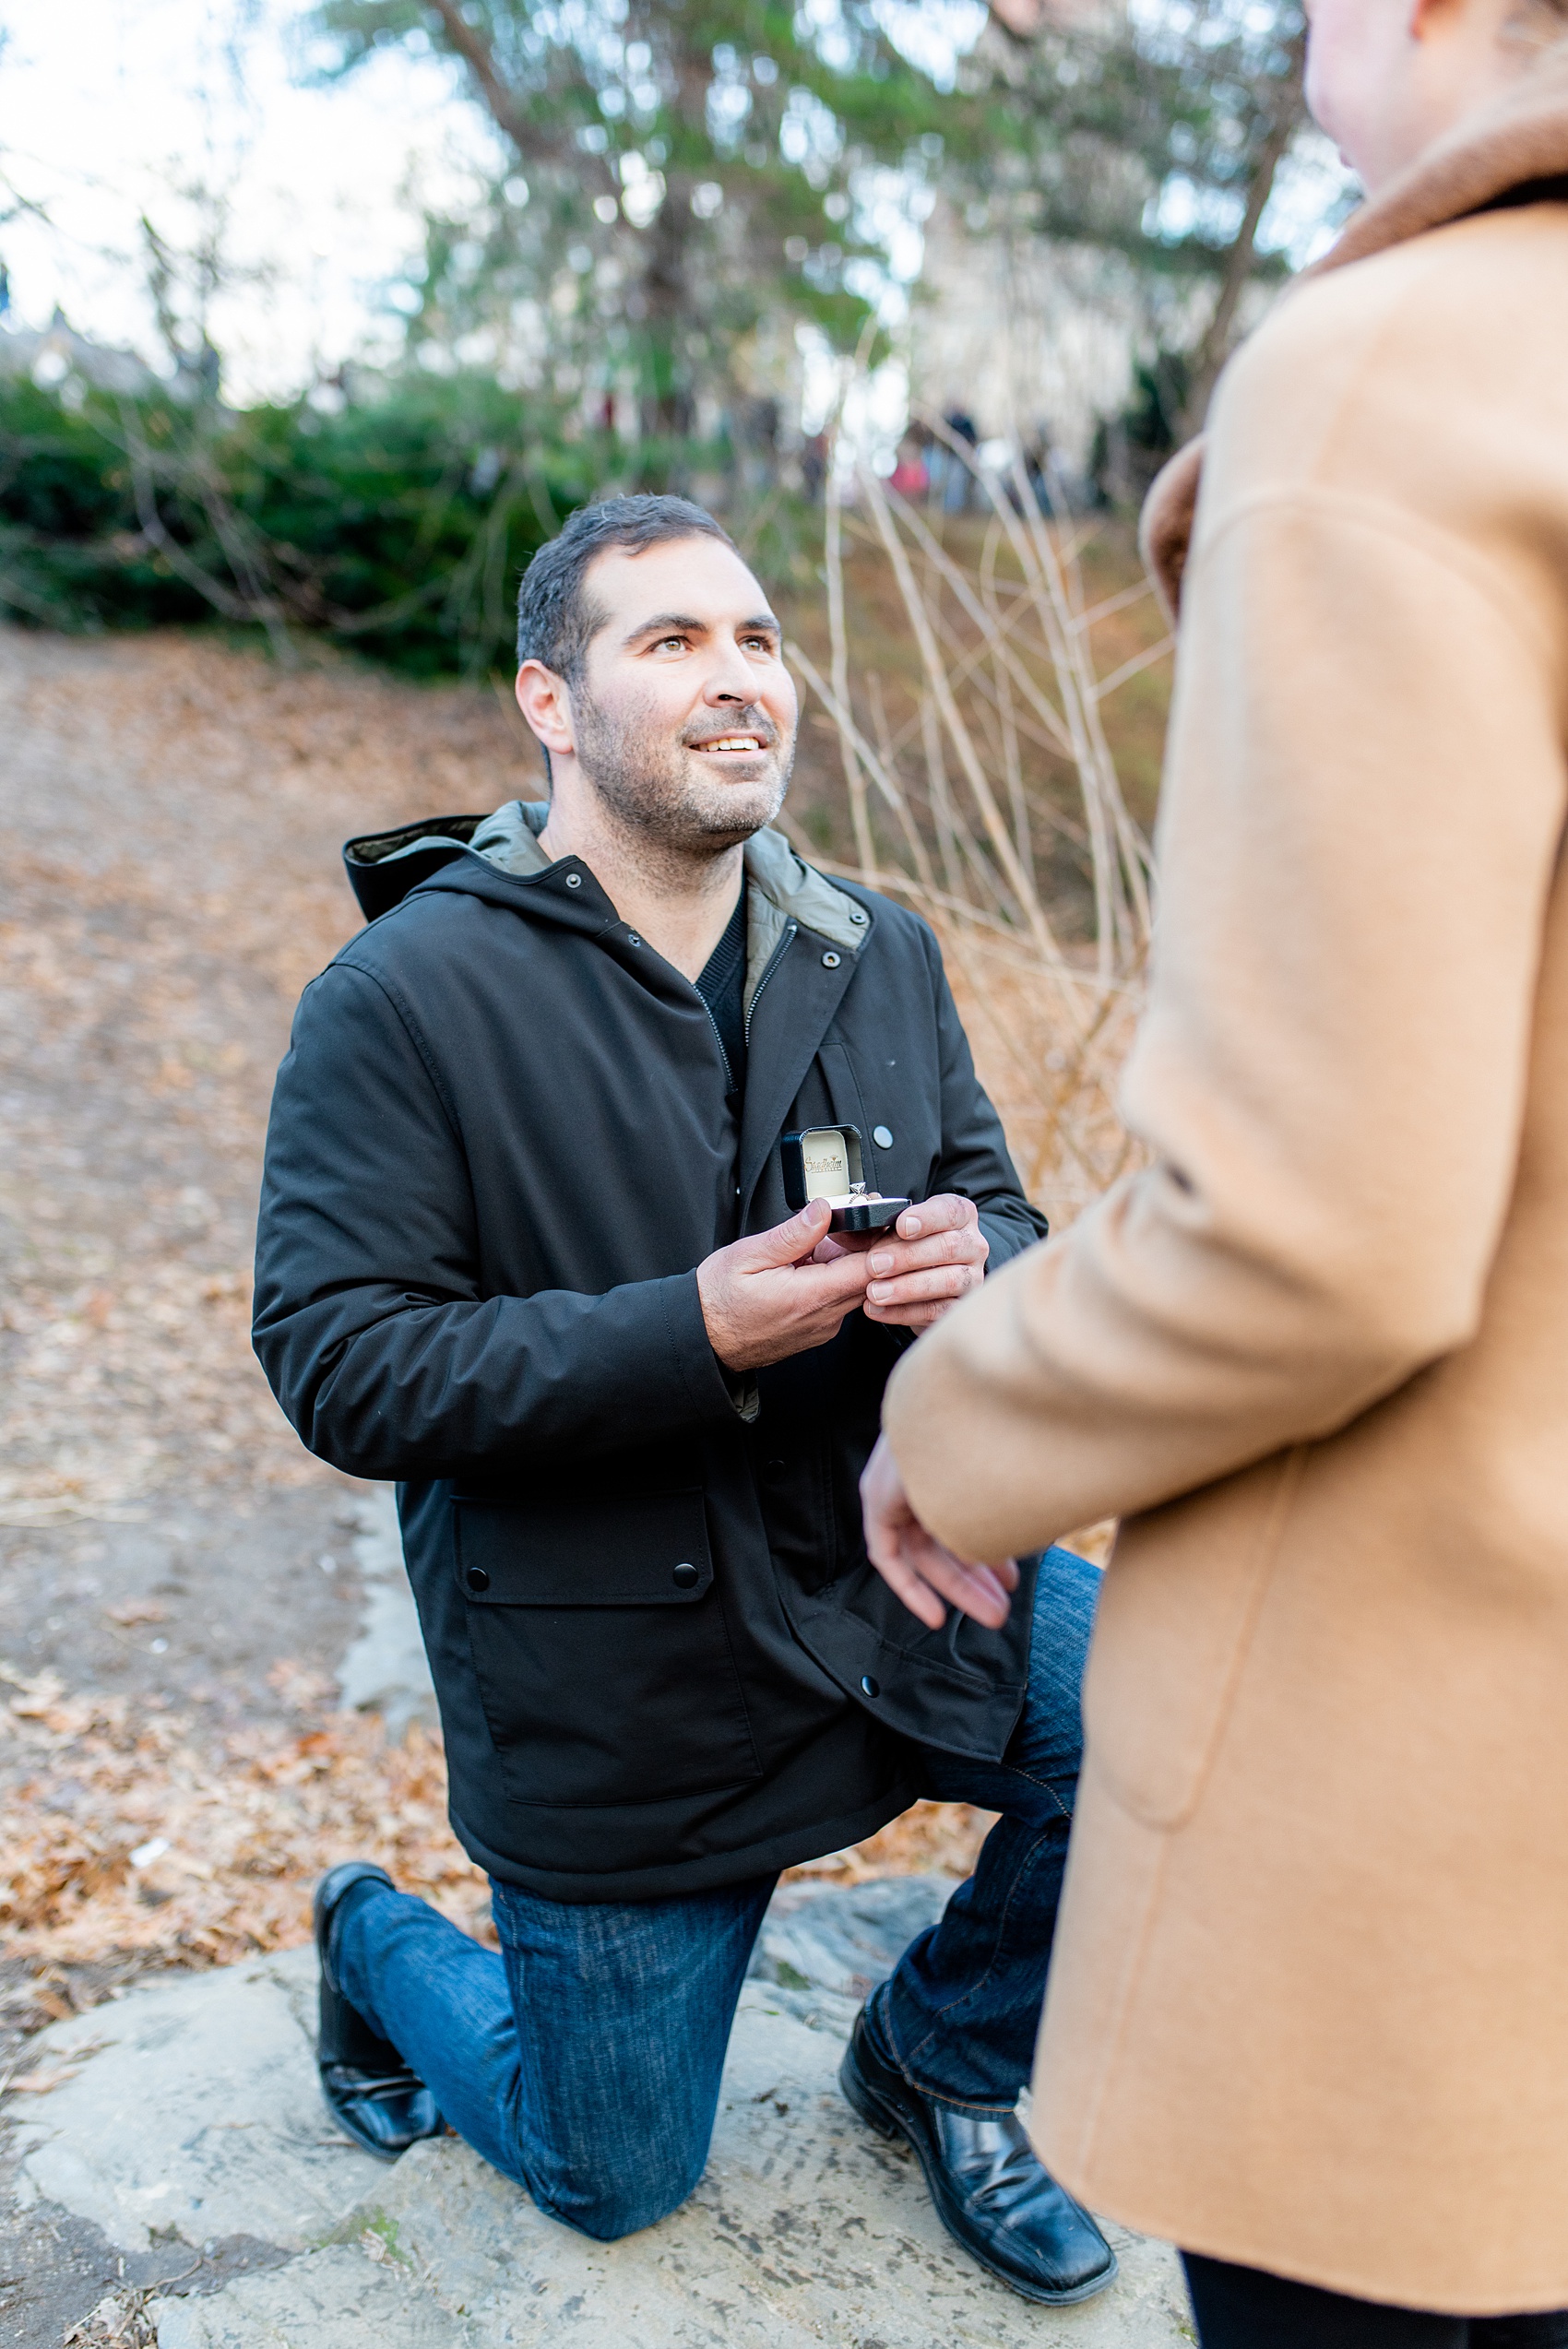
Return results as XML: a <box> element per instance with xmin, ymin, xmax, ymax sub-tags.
<box><xmin>885</xmin><ymin>482</ymin><xmax>1568</xmax><ymax>1562</ymax></box>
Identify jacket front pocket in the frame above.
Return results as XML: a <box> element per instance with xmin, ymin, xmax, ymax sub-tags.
<box><xmin>1086</xmin><ymin>1446</ymin><xmax>1306</xmax><ymax>1831</ymax></box>
<box><xmin>454</xmin><ymin>1489</ymin><xmax>762</xmax><ymax>1809</ymax></box>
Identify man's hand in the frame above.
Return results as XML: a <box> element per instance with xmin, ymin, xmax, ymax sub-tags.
<box><xmin>861</xmin><ymin>1433</ymin><xmax>1019</xmax><ymax>1631</ymax></box>
<box><xmin>855</xmin><ymin>1194</ymin><xmax>989</xmax><ymax>1332</ymax></box>
<box><xmin>698</xmin><ymin>1199</ymin><xmax>873</xmax><ymax>1371</ymax></box>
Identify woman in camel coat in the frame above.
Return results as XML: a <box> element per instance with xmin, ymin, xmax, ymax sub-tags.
<box><xmin>866</xmin><ymin>2</ymin><xmax>1568</xmax><ymax>2339</ymax></box>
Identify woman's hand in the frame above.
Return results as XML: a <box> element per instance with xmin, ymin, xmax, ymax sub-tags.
<box><xmin>860</xmin><ymin>1433</ymin><xmax>1019</xmax><ymax>1631</ymax></box>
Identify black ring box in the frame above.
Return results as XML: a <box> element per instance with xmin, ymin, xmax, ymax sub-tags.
<box><xmin>780</xmin><ymin>1124</ymin><xmax>910</xmax><ymax>1234</ymax></box>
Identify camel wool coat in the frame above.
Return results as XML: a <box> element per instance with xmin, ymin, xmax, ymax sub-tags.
<box><xmin>883</xmin><ymin>63</ymin><xmax>1568</xmax><ymax>2317</ymax></box>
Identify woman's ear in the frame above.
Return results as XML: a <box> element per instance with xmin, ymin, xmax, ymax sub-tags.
<box><xmin>1406</xmin><ymin>0</ymin><xmax>1469</xmax><ymax>40</ymax></box>
<box><xmin>515</xmin><ymin>661</ymin><xmax>575</xmax><ymax>756</ymax></box>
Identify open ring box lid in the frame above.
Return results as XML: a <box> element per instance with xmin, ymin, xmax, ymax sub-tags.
<box><xmin>780</xmin><ymin>1125</ymin><xmax>910</xmax><ymax>1234</ymax></box>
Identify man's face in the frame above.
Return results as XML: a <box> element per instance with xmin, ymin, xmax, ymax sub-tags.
<box><xmin>562</xmin><ymin>536</ymin><xmax>798</xmax><ymax>855</ymax></box>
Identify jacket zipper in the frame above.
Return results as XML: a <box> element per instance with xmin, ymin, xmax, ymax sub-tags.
<box><xmin>699</xmin><ymin>1002</ymin><xmax>735</xmax><ymax>1095</ymax></box>
<box><xmin>743</xmin><ymin>920</ymin><xmax>797</xmax><ymax>1043</ymax></box>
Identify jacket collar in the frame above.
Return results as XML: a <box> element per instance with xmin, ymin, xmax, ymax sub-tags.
<box><xmin>1140</xmin><ymin>51</ymin><xmax>1568</xmax><ymax>622</ymax></box>
<box><xmin>345</xmin><ymin>799</ymin><xmax>874</xmax><ymax>1219</ymax></box>
<box><xmin>345</xmin><ymin>798</ymin><xmax>870</xmax><ymax>1004</ymax></box>
<box><xmin>1311</xmin><ymin>47</ymin><xmax>1568</xmax><ymax>278</ymax></box>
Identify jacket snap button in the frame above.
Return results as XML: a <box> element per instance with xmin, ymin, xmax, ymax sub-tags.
<box><xmin>672</xmin><ymin>1561</ymin><xmax>699</xmax><ymax>1589</ymax></box>
<box><xmin>849</xmin><ymin>908</ymin><xmax>867</xmax><ymax>923</ymax></box>
<box><xmin>626</xmin><ymin>931</ymin><xmax>642</xmax><ymax>946</ymax></box>
<box><xmin>873</xmin><ymin>1125</ymin><xmax>893</xmax><ymax>1149</ymax></box>
<box><xmin>764</xmin><ymin>1457</ymin><xmax>787</xmax><ymax>1477</ymax></box>
<box><xmin>564</xmin><ymin>872</ymin><xmax>582</xmax><ymax>888</ymax></box>
<box><xmin>861</xmin><ymin>1674</ymin><xmax>880</xmax><ymax>1699</ymax></box>
<box><xmin>466</xmin><ymin>1566</ymin><xmax>490</xmax><ymax>1593</ymax></box>
<box><xmin>821</xmin><ymin>951</ymin><xmax>840</xmax><ymax>968</ymax></box>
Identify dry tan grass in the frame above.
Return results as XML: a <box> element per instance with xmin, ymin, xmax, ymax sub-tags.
<box><xmin>794</xmin><ymin>438</ymin><xmax>1163</xmax><ymax>1236</ymax></box>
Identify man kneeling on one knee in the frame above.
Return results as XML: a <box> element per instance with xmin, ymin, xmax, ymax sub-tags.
<box><xmin>252</xmin><ymin>492</ymin><xmax>1111</xmax><ymax>2307</ymax></box>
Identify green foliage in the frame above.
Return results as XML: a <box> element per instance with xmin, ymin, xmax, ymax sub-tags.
<box><xmin>0</xmin><ymin>373</ymin><xmax>666</xmax><ymax>675</ymax></box>
<box><xmin>307</xmin><ymin>0</ymin><xmax>974</xmax><ymax>427</ymax></box>
<box><xmin>978</xmin><ymin>1</ymin><xmax>1310</xmax><ymax>281</ymax></box>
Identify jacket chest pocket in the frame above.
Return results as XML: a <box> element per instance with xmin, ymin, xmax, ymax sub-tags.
<box><xmin>454</xmin><ymin>1489</ymin><xmax>762</xmax><ymax>1810</ymax></box>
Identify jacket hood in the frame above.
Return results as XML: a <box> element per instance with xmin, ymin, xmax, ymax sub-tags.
<box><xmin>342</xmin><ymin>800</ymin><xmax>871</xmax><ymax>1013</ymax></box>
<box><xmin>1140</xmin><ymin>49</ymin><xmax>1568</xmax><ymax>622</ymax></box>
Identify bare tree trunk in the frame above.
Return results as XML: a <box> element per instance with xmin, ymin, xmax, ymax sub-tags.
<box><xmin>639</xmin><ymin>184</ymin><xmax>697</xmax><ymax>441</ymax></box>
<box><xmin>424</xmin><ymin>0</ymin><xmax>611</xmax><ymax>193</ymax></box>
<box><xmin>1178</xmin><ymin>32</ymin><xmax>1308</xmax><ymax>437</ymax></box>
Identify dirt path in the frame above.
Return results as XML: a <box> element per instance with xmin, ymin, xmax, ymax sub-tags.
<box><xmin>0</xmin><ymin>629</ymin><xmax>548</xmax><ymax>2343</ymax></box>
<box><xmin>0</xmin><ymin>626</ymin><xmax>539</xmax><ymax>1716</ymax></box>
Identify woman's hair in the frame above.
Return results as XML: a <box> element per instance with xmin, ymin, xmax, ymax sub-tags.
<box><xmin>1511</xmin><ymin>0</ymin><xmax>1568</xmax><ymax>47</ymax></box>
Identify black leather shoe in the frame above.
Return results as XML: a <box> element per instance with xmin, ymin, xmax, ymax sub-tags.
<box><xmin>314</xmin><ymin>1862</ymin><xmax>445</xmax><ymax>2162</ymax></box>
<box><xmin>839</xmin><ymin>1995</ymin><xmax>1117</xmax><ymax>2306</ymax></box>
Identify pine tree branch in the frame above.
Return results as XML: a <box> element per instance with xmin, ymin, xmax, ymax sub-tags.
<box><xmin>422</xmin><ymin>0</ymin><xmax>615</xmax><ymax>193</ymax></box>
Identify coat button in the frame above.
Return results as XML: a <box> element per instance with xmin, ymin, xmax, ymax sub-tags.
<box><xmin>672</xmin><ymin>1561</ymin><xmax>699</xmax><ymax>1588</ymax></box>
<box><xmin>466</xmin><ymin>1566</ymin><xmax>490</xmax><ymax>1593</ymax></box>
<box><xmin>763</xmin><ymin>1457</ymin><xmax>787</xmax><ymax>1477</ymax></box>
<box><xmin>873</xmin><ymin>1125</ymin><xmax>893</xmax><ymax>1149</ymax></box>
<box><xmin>861</xmin><ymin>1674</ymin><xmax>879</xmax><ymax>1698</ymax></box>
<box><xmin>626</xmin><ymin>931</ymin><xmax>642</xmax><ymax>945</ymax></box>
<box><xmin>849</xmin><ymin>908</ymin><xmax>867</xmax><ymax>924</ymax></box>
<box><xmin>821</xmin><ymin>951</ymin><xmax>840</xmax><ymax>968</ymax></box>
<box><xmin>564</xmin><ymin>872</ymin><xmax>582</xmax><ymax>887</ymax></box>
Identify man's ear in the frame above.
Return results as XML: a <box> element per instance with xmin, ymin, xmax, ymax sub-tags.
<box><xmin>516</xmin><ymin>660</ymin><xmax>575</xmax><ymax>756</ymax></box>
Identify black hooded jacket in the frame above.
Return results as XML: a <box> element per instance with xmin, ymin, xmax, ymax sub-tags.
<box><xmin>253</xmin><ymin>804</ymin><xmax>1048</xmax><ymax>1899</ymax></box>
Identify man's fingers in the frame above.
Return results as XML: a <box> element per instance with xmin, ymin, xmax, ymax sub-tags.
<box><xmin>802</xmin><ymin>1252</ymin><xmax>873</xmax><ymax>1301</ymax></box>
<box><xmin>864</xmin><ymin>1299</ymin><xmax>951</xmax><ymax>1330</ymax></box>
<box><xmin>892</xmin><ymin>1193</ymin><xmax>979</xmax><ymax>1242</ymax></box>
<box><xmin>866</xmin><ymin>1228</ymin><xmax>985</xmax><ymax>1279</ymax></box>
<box><xmin>865</xmin><ymin>1263</ymin><xmax>982</xmax><ymax>1308</ymax></box>
<box><xmin>749</xmin><ymin>1198</ymin><xmax>834</xmax><ymax>1265</ymax></box>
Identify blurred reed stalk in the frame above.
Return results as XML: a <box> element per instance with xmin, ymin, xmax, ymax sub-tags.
<box><xmin>785</xmin><ymin>411</ymin><xmax>1172</xmax><ymax>1231</ymax></box>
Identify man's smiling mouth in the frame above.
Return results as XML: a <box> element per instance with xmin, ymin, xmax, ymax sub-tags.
<box><xmin>694</xmin><ymin>733</ymin><xmax>768</xmax><ymax>755</ymax></box>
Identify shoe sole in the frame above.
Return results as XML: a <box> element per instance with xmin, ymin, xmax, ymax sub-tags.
<box><xmin>320</xmin><ymin>2075</ymin><xmax>441</xmax><ymax>2164</ymax></box>
<box><xmin>839</xmin><ymin>2044</ymin><xmax>1119</xmax><ymax>2309</ymax></box>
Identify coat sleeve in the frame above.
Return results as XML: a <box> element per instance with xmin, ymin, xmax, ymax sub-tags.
<box><xmin>922</xmin><ymin>928</ymin><xmax>1050</xmax><ymax>1272</ymax></box>
<box><xmin>252</xmin><ymin>958</ymin><xmax>747</xmax><ymax>1480</ymax></box>
<box><xmin>885</xmin><ymin>484</ymin><xmax>1568</xmax><ymax>1561</ymax></box>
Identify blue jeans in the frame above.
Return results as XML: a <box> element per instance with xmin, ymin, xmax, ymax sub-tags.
<box><xmin>335</xmin><ymin>1544</ymin><xmax>1098</xmax><ymax>2241</ymax></box>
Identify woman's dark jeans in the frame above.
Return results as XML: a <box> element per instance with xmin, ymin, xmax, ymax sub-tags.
<box><xmin>1183</xmin><ymin>2255</ymin><xmax>1568</xmax><ymax>2348</ymax></box>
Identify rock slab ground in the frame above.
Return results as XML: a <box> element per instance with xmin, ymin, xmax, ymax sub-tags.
<box><xmin>8</xmin><ymin>1878</ymin><xmax>1194</xmax><ymax>2346</ymax></box>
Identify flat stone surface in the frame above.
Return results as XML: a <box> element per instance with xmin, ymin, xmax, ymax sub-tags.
<box><xmin>9</xmin><ymin>1945</ymin><xmax>384</xmax><ymax>2254</ymax></box>
<box><xmin>7</xmin><ymin>1881</ymin><xmax>1194</xmax><ymax>2347</ymax></box>
<box><xmin>151</xmin><ymin>2245</ymin><xmax>475</xmax><ymax>2349</ymax></box>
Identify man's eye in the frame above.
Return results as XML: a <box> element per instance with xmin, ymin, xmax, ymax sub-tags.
<box><xmin>656</xmin><ymin>636</ymin><xmax>686</xmax><ymax>652</ymax></box>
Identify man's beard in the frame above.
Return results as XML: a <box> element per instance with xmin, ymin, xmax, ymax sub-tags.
<box><xmin>572</xmin><ymin>684</ymin><xmax>793</xmax><ymax>860</ymax></box>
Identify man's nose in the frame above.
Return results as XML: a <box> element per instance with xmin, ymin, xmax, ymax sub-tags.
<box><xmin>702</xmin><ymin>643</ymin><xmax>761</xmax><ymax>704</ymax></box>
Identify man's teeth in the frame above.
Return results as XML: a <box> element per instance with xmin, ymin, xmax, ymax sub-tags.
<box><xmin>702</xmin><ymin>736</ymin><xmax>764</xmax><ymax>752</ymax></box>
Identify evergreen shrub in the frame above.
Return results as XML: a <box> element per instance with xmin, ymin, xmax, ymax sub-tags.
<box><xmin>0</xmin><ymin>374</ymin><xmax>669</xmax><ymax>676</ymax></box>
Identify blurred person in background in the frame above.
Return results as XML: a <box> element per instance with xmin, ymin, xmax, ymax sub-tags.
<box><xmin>865</xmin><ymin>2</ymin><xmax>1568</xmax><ymax>2341</ymax></box>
